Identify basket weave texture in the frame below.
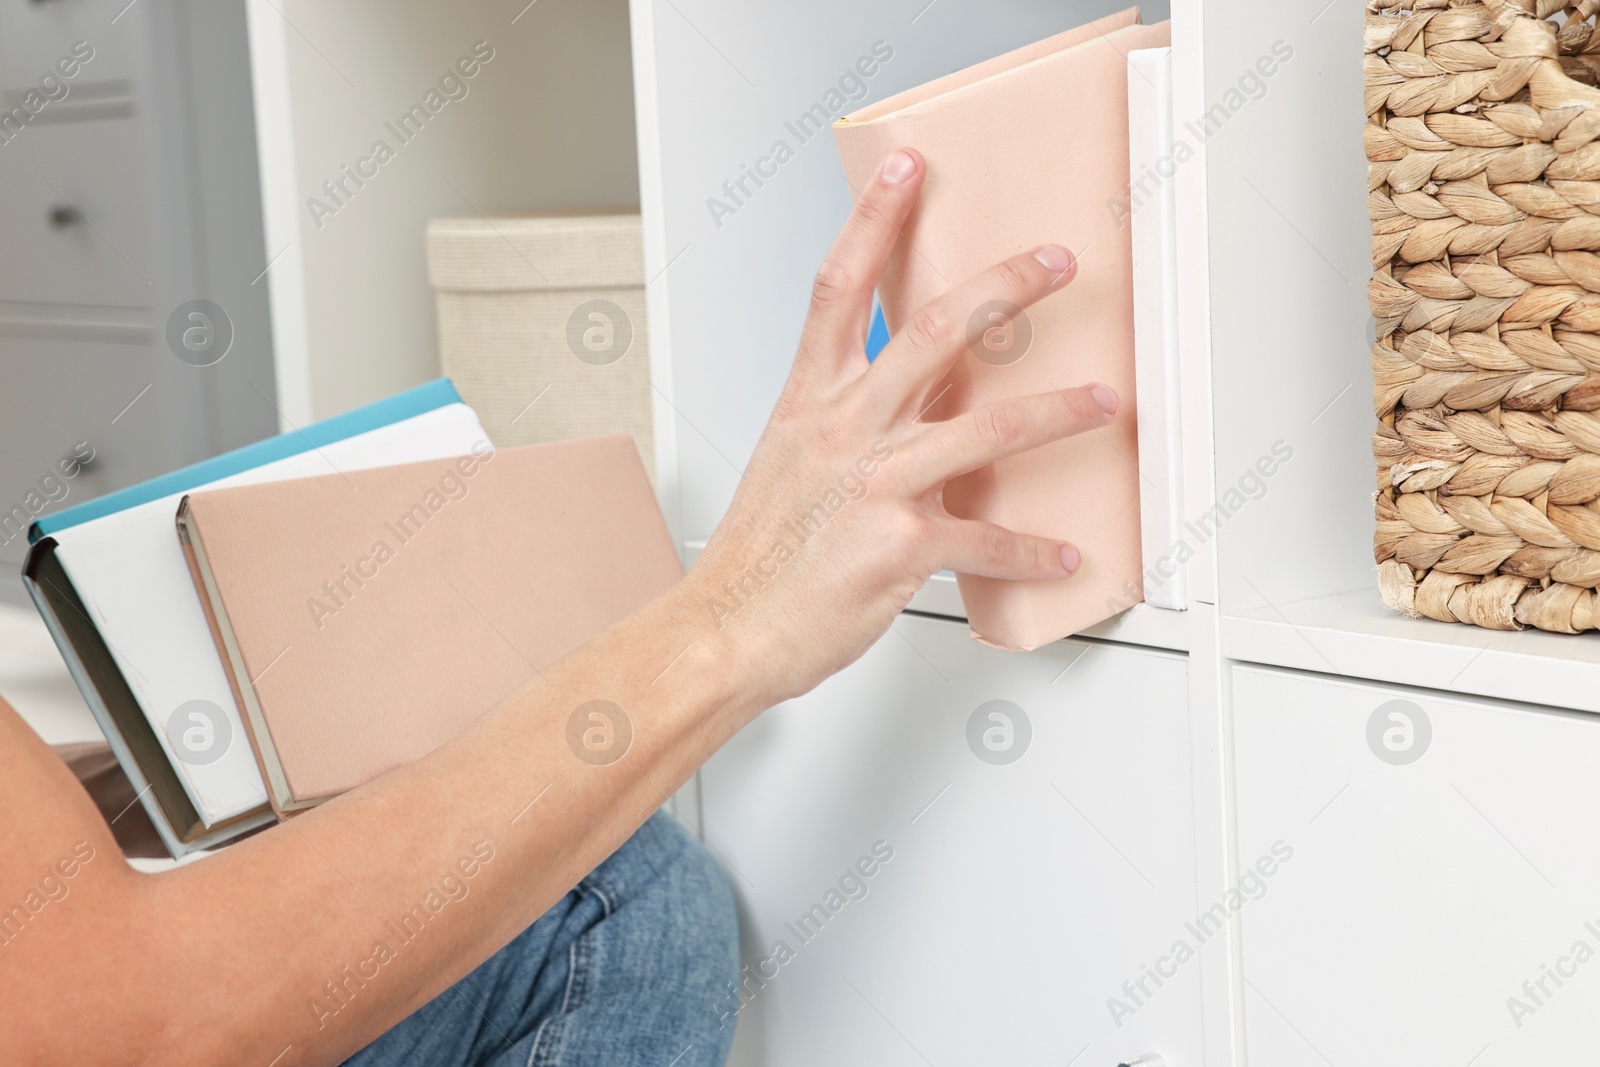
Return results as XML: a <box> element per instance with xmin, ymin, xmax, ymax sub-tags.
<box><xmin>1368</xmin><ymin>0</ymin><xmax>1600</xmax><ymax>632</ymax></box>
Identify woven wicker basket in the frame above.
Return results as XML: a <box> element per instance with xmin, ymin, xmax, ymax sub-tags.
<box><xmin>427</xmin><ymin>214</ymin><xmax>656</xmax><ymax>483</ymax></box>
<box><xmin>1368</xmin><ymin>0</ymin><xmax>1600</xmax><ymax>633</ymax></box>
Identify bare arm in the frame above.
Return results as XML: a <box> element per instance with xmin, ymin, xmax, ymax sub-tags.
<box><xmin>0</xmin><ymin>148</ymin><xmax>1113</xmax><ymax>1066</ymax></box>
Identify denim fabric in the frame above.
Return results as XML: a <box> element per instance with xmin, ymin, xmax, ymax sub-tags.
<box><xmin>341</xmin><ymin>811</ymin><xmax>739</xmax><ymax>1067</ymax></box>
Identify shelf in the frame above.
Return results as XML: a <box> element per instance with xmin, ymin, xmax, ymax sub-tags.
<box><xmin>1224</xmin><ymin>587</ymin><xmax>1600</xmax><ymax>715</ymax></box>
<box><xmin>906</xmin><ymin>572</ymin><xmax>1191</xmax><ymax>653</ymax></box>
<box><xmin>682</xmin><ymin>543</ymin><xmax>1191</xmax><ymax>654</ymax></box>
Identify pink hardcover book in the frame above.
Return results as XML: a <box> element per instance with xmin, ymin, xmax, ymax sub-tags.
<box><xmin>177</xmin><ymin>435</ymin><xmax>682</xmax><ymax>813</ymax></box>
<box><xmin>834</xmin><ymin>9</ymin><xmax>1170</xmax><ymax>650</ymax></box>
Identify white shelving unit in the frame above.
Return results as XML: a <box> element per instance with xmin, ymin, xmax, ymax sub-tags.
<box><xmin>234</xmin><ymin>0</ymin><xmax>1600</xmax><ymax>1061</ymax></box>
<box><xmin>630</xmin><ymin>0</ymin><xmax>1600</xmax><ymax>1063</ymax></box>
<box><xmin>1202</xmin><ymin>0</ymin><xmax>1600</xmax><ymax>1061</ymax></box>
<box><xmin>630</xmin><ymin>3</ymin><xmax>1242</xmax><ymax>1066</ymax></box>
<box><xmin>245</xmin><ymin>0</ymin><xmax>642</xmax><ymax>428</ymax></box>
<box><xmin>1225</xmin><ymin>586</ymin><xmax>1600</xmax><ymax>715</ymax></box>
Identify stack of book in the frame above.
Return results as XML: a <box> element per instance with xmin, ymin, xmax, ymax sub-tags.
<box><xmin>25</xmin><ymin>380</ymin><xmax>681</xmax><ymax>856</ymax></box>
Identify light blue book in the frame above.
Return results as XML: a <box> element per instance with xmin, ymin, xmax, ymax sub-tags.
<box><xmin>867</xmin><ymin>301</ymin><xmax>890</xmax><ymax>361</ymax></box>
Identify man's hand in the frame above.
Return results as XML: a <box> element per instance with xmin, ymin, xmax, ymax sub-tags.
<box><xmin>692</xmin><ymin>147</ymin><xmax>1116</xmax><ymax>704</ymax></box>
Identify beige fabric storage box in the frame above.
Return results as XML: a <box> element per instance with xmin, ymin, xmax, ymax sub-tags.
<box><xmin>427</xmin><ymin>213</ymin><xmax>655</xmax><ymax>480</ymax></box>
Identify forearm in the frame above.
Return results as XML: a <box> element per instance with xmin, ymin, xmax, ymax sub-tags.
<box><xmin>119</xmin><ymin>576</ymin><xmax>758</xmax><ymax>1066</ymax></box>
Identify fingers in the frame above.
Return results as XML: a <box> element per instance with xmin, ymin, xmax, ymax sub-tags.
<box><xmin>867</xmin><ymin>244</ymin><xmax>1077</xmax><ymax>411</ymax></box>
<box><xmin>797</xmin><ymin>149</ymin><xmax>925</xmax><ymax>366</ymax></box>
<box><xmin>935</xmin><ymin>517</ymin><xmax>1081</xmax><ymax>582</ymax></box>
<box><xmin>897</xmin><ymin>383</ymin><xmax>1118</xmax><ymax>489</ymax></box>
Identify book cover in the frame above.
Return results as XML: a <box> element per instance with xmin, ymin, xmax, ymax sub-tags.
<box><xmin>833</xmin><ymin>10</ymin><xmax>1171</xmax><ymax>650</ymax></box>
<box><xmin>178</xmin><ymin>434</ymin><xmax>682</xmax><ymax>811</ymax></box>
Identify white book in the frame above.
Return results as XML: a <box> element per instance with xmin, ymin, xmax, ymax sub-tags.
<box><xmin>1128</xmin><ymin>47</ymin><xmax>1186</xmax><ymax>611</ymax></box>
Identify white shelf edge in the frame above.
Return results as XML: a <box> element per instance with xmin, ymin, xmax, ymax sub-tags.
<box><xmin>1223</xmin><ymin>587</ymin><xmax>1600</xmax><ymax>715</ymax></box>
<box><xmin>682</xmin><ymin>542</ymin><xmax>1190</xmax><ymax>653</ymax></box>
<box><xmin>906</xmin><ymin>573</ymin><xmax>1192</xmax><ymax>653</ymax></box>
<box><xmin>628</xmin><ymin>0</ymin><xmax>684</xmax><ymax>548</ymax></box>
<box><xmin>244</xmin><ymin>0</ymin><xmax>315</xmax><ymax>428</ymax></box>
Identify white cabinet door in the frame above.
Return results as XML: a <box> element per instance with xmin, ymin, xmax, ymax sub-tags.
<box><xmin>1233</xmin><ymin>665</ymin><xmax>1600</xmax><ymax>1065</ymax></box>
<box><xmin>701</xmin><ymin>614</ymin><xmax>1200</xmax><ymax>1067</ymax></box>
<box><xmin>0</xmin><ymin>0</ymin><xmax>142</xmax><ymax>91</ymax></box>
<box><xmin>0</xmin><ymin>115</ymin><xmax>154</xmax><ymax>307</ymax></box>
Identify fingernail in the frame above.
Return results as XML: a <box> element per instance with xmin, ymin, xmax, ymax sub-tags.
<box><xmin>1033</xmin><ymin>245</ymin><xmax>1075</xmax><ymax>276</ymax></box>
<box><xmin>1090</xmin><ymin>384</ymin><xmax>1119</xmax><ymax>415</ymax></box>
<box><xmin>881</xmin><ymin>150</ymin><xmax>916</xmax><ymax>184</ymax></box>
<box><xmin>1060</xmin><ymin>544</ymin><xmax>1080</xmax><ymax>574</ymax></box>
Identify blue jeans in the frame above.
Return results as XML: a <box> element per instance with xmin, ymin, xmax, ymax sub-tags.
<box><xmin>342</xmin><ymin>812</ymin><xmax>739</xmax><ymax>1067</ymax></box>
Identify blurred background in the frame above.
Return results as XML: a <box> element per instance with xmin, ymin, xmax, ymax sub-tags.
<box><xmin>0</xmin><ymin>0</ymin><xmax>641</xmax><ymax>604</ymax></box>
